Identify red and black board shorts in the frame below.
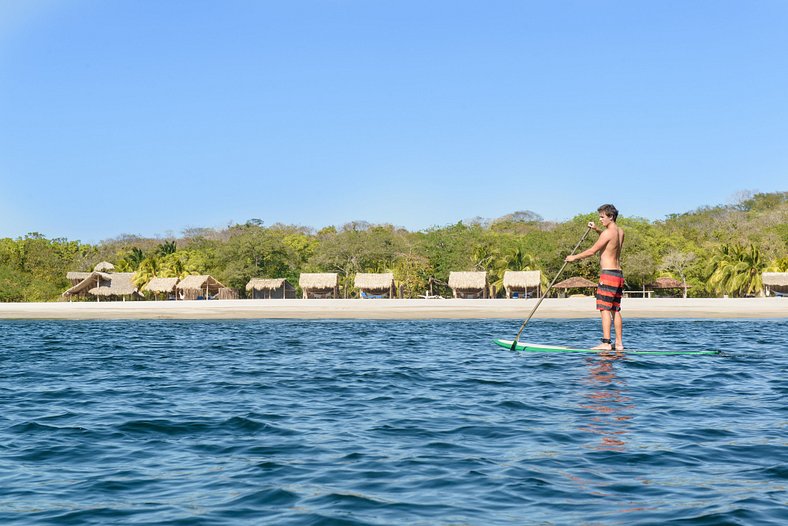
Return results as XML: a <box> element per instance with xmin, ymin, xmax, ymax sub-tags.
<box><xmin>596</xmin><ymin>269</ymin><xmax>624</xmax><ymax>312</ymax></box>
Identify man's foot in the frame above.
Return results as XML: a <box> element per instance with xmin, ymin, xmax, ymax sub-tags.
<box><xmin>592</xmin><ymin>338</ymin><xmax>612</xmax><ymax>350</ymax></box>
<box><xmin>614</xmin><ymin>343</ymin><xmax>625</xmax><ymax>351</ymax></box>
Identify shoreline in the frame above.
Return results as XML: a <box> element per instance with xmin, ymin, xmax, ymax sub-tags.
<box><xmin>0</xmin><ymin>298</ymin><xmax>784</xmax><ymax>320</ymax></box>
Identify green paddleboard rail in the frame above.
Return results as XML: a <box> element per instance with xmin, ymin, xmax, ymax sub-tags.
<box><xmin>493</xmin><ymin>339</ymin><xmax>721</xmax><ymax>356</ymax></box>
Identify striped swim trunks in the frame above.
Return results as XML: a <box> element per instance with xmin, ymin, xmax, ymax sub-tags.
<box><xmin>596</xmin><ymin>269</ymin><xmax>624</xmax><ymax>312</ymax></box>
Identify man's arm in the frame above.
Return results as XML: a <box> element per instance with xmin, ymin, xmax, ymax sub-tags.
<box><xmin>566</xmin><ymin>230</ymin><xmax>610</xmax><ymax>262</ymax></box>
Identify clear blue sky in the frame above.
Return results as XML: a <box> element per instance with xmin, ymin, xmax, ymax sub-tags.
<box><xmin>1</xmin><ymin>1</ymin><xmax>786</xmax><ymax>243</ymax></box>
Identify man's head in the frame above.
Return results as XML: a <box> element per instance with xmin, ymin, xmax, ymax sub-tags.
<box><xmin>597</xmin><ymin>204</ymin><xmax>619</xmax><ymax>224</ymax></box>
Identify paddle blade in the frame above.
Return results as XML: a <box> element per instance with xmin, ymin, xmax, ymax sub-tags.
<box><xmin>509</xmin><ymin>340</ymin><xmax>518</xmax><ymax>351</ymax></box>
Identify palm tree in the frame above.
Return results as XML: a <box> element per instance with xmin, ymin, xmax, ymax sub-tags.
<box><xmin>160</xmin><ymin>252</ymin><xmax>200</xmax><ymax>279</ymax></box>
<box><xmin>706</xmin><ymin>244</ymin><xmax>766</xmax><ymax>297</ymax></box>
<box><xmin>157</xmin><ymin>240</ymin><xmax>177</xmax><ymax>257</ymax></box>
<box><xmin>127</xmin><ymin>247</ymin><xmax>145</xmax><ymax>269</ymax></box>
<box><xmin>133</xmin><ymin>256</ymin><xmax>160</xmax><ymax>289</ymax></box>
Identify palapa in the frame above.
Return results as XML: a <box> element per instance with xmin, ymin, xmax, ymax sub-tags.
<box><xmin>503</xmin><ymin>270</ymin><xmax>542</xmax><ymax>288</ymax></box>
<box><xmin>502</xmin><ymin>270</ymin><xmax>542</xmax><ymax>298</ymax></box>
<box><xmin>63</xmin><ymin>272</ymin><xmax>111</xmax><ymax>296</ymax></box>
<box><xmin>448</xmin><ymin>271</ymin><xmax>488</xmax><ymax>299</ymax></box>
<box><xmin>89</xmin><ymin>272</ymin><xmax>138</xmax><ymax>297</ymax></box>
<box><xmin>144</xmin><ymin>277</ymin><xmax>179</xmax><ymax>293</ymax></box>
<box><xmin>649</xmin><ymin>277</ymin><xmax>687</xmax><ymax>289</ymax></box>
<box><xmin>246</xmin><ymin>278</ymin><xmax>296</xmax><ymax>299</ymax></box>
<box><xmin>355</xmin><ymin>272</ymin><xmax>395</xmax><ymax>298</ymax></box>
<box><xmin>63</xmin><ymin>272</ymin><xmax>140</xmax><ymax>300</ymax></box>
<box><xmin>763</xmin><ymin>272</ymin><xmax>788</xmax><ymax>295</ymax></box>
<box><xmin>354</xmin><ymin>273</ymin><xmax>394</xmax><ymax>290</ymax></box>
<box><xmin>93</xmin><ymin>261</ymin><xmax>115</xmax><ymax>272</ymax></box>
<box><xmin>553</xmin><ymin>276</ymin><xmax>596</xmax><ymax>289</ymax></box>
<box><xmin>299</xmin><ymin>273</ymin><xmax>339</xmax><ymax>299</ymax></box>
<box><xmin>176</xmin><ymin>275</ymin><xmax>225</xmax><ymax>300</ymax></box>
<box><xmin>246</xmin><ymin>278</ymin><xmax>288</xmax><ymax>291</ymax></box>
<box><xmin>762</xmin><ymin>272</ymin><xmax>788</xmax><ymax>287</ymax></box>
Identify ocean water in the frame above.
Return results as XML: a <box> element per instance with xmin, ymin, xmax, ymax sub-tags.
<box><xmin>1</xmin><ymin>318</ymin><xmax>786</xmax><ymax>525</ymax></box>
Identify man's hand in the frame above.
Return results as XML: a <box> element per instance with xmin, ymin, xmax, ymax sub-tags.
<box><xmin>588</xmin><ymin>221</ymin><xmax>597</xmax><ymax>231</ymax></box>
<box><xmin>565</xmin><ymin>254</ymin><xmax>577</xmax><ymax>262</ymax></box>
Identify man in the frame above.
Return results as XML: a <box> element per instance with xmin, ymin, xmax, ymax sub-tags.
<box><xmin>565</xmin><ymin>204</ymin><xmax>625</xmax><ymax>351</ymax></box>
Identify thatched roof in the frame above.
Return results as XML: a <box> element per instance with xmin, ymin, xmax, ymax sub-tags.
<box><xmin>63</xmin><ymin>272</ymin><xmax>112</xmax><ymax>296</ymax></box>
<box><xmin>762</xmin><ymin>272</ymin><xmax>788</xmax><ymax>286</ymax></box>
<box><xmin>177</xmin><ymin>275</ymin><xmax>225</xmax><ymax>290</ymax></box>
<box><xmin>299</xmin><ymin>273</ymin><xmax>338</xmax><ymax>289</ymax></box>
<box><xmin>144</xmin><ymin>277</ymin><xmax>179</xmax><ymax>293</ymax></box>
<box><xmin>246</xmin><ymin>278</ymin><xmax>290</xmax><ymax>291</ymax></box>
<box><xmin>448</xmin><ymin>271</ymin><xmax>487</xmax><ymax>290</ymax></box>
<box><xmin>94</xmin><ymin>261</ymin><xmax>115</xmax><ymax>272</ymax></box>
<box><xmin>354</xmin><ymin>272</ymin><xmax>394</xmax><ymax>289</ymax></box>
<box><xmin>67</xmin><ymin>271</ymin><xmax>92</xmax><ymax>281</ymax></box>
<box><xmin>503</xmin><ymin>270</ymin><xmax>541</xmax><ymax>288</ymax></box>
<box><xmin>650</xmin><ymin>277</ymin><xmax>688</xmax><ymax>289</ymax></box>
<box><xmin>554</xmin><ymin>276</ymin><xmax>596</xmax><ymax>289</ymax></box>
<box><xmin>65</xmin><ymin>272</ymin><xmax>138</xmax><ymax>297</ymax></box>
<box><xmin>89</xmin><ymin>272</ymin><xmax>138</xmax><ymax>296</ymax></box>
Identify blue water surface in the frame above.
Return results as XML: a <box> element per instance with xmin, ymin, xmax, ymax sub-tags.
<box><xmin>1</xmin><ymin>318</ymin><xmax>786</xmax><ymax>525</ymax></box>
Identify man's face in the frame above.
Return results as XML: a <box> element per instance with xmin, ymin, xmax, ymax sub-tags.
<box><xmin>599</xmin><ymin>213</ymin><xmax>611</xmax><ymax>226</ymax></box>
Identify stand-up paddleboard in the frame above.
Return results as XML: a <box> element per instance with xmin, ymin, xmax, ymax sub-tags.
<box><xmin>494</xmin><ymin>339</ymin><xmax>721</xmax><ymax>356</ymax></box>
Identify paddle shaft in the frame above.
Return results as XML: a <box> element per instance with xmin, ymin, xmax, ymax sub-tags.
<box><xmin>510</xmin><ymin>227</ymin><xmax>592</xmax><ymax>349</ymax></box>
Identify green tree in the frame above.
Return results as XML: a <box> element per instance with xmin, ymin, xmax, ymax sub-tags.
<box><xmin>134</xmin><ymin>257</ymin><xmax>160</xmax><ymax>289</ymax></box>
<box><xmin>157</xmin><ymin>240</ymin><xmax>177</xmax><ymax>257</ymax></box>
<box><xmin>706</xmin><ymin>243</ymin><xmax>767</xmax><ymax>297</ymax></box>
<box><xmin>160</xmin><ymin>251</ymin><xmax>205</xmax><ymax>279</ymax></box>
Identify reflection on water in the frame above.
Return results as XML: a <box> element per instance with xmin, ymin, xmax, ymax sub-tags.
<box><xmin>579</xmin><ymin>353</ymin><xmax>633</xmax><ymax>452</ymax></box>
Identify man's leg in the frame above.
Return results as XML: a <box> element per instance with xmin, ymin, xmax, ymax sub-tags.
<box><xmin>592</xmin><ymin>310</ymin><xmax>613</xmax><ymax>350</ymax></box>
<box><xmin>613</xmin><ymin>311</ymin><xmax>623</xmax><ymax>350</ymax></box>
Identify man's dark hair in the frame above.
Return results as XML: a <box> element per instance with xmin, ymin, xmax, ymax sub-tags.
<box><xmin>597</xmin><ymin>204</ymin><xmax>619</xmax><ymax>221</ymax></box>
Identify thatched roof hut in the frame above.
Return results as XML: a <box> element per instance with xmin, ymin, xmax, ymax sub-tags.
<box><xmin>649</xmin><ymin>277</ymin><xmax>687</xmax><ymax>289</ymax></box>
<box><xmin>502</xmin><ymin>270</ymin><xmax>542</xmax><ymax>298</ymax></box>
<box><xmin>355</xmin><ymin>272</ymin><xmax>395</xmax><ymax>298</ymax></box>
<box><xmin>299</xmin><ymin>273</ymin><xmax>339</xmax><ymax>299</ymax></box>
<box><xmin>176</xmin><ymin>275</ymin><xmax>225</xmax><ymax>300</ymax></box>
<box><xmin>94</xmin><ymin>261</ymin><xmax>115</xmax><ymax>272</ymax></box>
<box><xmin>64</xmin><ymin>272</ymin><xmax>110</xmax><ymax>298</ymax></box>
<box><xmin>90</xmin><ymin>272</ymin><xmax>138</xmax><ymax>297</ymax></box>
<box><xmin>63</xmin><ymin>272</ymin><xmax>141</xmax><ymax>301</ymax></box>
<box><xmin>448</xmin><ymin>271</ymin><xmax>488</xmax><ymax>299</ymax></box>
<box><xmin>246</xmin><ymin>278</ymin><xmax>296</xmax><ymax>299</ymax></box>
<box><xmin>554</xmin><ymin>276</ymin><xmax>596</xmax><ymax>289</ymax></box>
<box><xmin>763</xmin><ymin>272</ymin><xmax>788</xmax><ymax>295</ymax></box>
<box><xmin>144</xmin><ymin>277</ymin><xmax>179</xmax><ymax>296</ymax></box>
<box><xmin>552</xmin><ymin>276</ymin><xmax>595</xmax><ymax>298</ymax></box>
<box><xmin>648</xmin><ymin>277</ymin><xmax>692</xmax><ymax>298</ymax></box>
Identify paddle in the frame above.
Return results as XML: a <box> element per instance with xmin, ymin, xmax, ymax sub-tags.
<box><xmin>509</xmin><ymin>226</ymin><xmax>593</xmax><ymax>351</ymax></box>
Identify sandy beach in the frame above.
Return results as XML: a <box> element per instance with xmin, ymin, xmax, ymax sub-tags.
<box><xmin>0</xmin><ymin>297</ymin><xmax>784</xmax><ymax>320</ymax></box>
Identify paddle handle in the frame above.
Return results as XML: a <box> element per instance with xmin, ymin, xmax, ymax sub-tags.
<box><xmin>511</xmin><ymin>226</ymin><xmax>592</xmax><ymax>348</ymax></box>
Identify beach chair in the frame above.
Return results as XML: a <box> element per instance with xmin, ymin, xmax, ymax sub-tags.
<box><xmin>360</xmin><ymin>291</ymin><xmax>385</xmax><ymax>299</ymax></box>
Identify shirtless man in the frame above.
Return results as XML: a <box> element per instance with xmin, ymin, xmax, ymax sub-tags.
<box><xmin>565</xmin><ymin>204</ymin><xmax>625</xmax><ymax>351</ymax></box>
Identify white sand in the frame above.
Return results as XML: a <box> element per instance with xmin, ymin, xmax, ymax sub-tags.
<box><xmin>0</xmin><ymin>298</ymin><xmax>785</xmax><ymax>319</ymax></box>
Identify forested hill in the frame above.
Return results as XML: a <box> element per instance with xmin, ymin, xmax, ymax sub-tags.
<box><xmin>1</xmin><ymin>192</ymin><xmax>786</xmax><ymax>301</ymax></box>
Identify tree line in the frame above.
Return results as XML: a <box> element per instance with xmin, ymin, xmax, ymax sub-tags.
<box><xmin>1</xmin><ymin>192</ymin><xmax>785</xmax><ymax>302</ymax></box>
